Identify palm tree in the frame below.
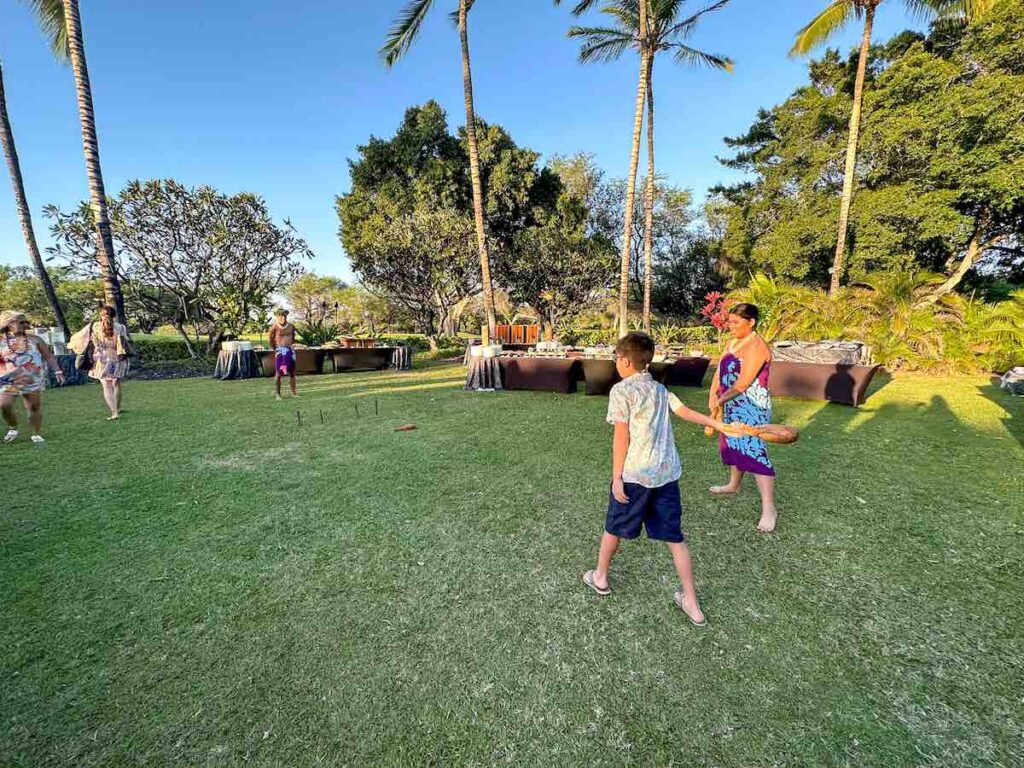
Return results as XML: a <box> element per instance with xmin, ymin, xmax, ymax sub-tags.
<box><xmin>558</xmin><ymin>0</ymin><xmax>649</xmax><ymax>338</ymax></box>
<box><xmin>792</xmin><ymin>0</ymin><xmax>1002</xmax><ymax>297</ymax></box>
<box><xmin>25</xmin><ymin>0</ymin><xmax>127</xmax><ymax>324</ymax></box>
<box><xmin>0</xmin><ymin>59</ymin><xmax>69</xmax><ymax>335</ymax></box>
<box><xmin>381</xmin><ymin>0</ymin><xmax>498</xmax><ymax>344</ymax></box>
<box><xmin>569</xmin><ymin>0</ymin><xmax>733</xmax><ymax>331</ymax></box>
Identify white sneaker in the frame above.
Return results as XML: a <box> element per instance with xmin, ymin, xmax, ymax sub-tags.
<box><xmin>30</xmin><ymin>434</ymin><xmax>45</xmax><ymax>445</ymax></box>
<box><xmin>3</xmin><ymin>429</ymin><xmax>17</xmax><ymax>443</ymax></box>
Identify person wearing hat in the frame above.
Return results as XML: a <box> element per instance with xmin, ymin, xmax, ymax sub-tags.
<box><xmin>267</xmin><ymin>308</ymin><xmax>298</xmax><ymax>400</ymax></box>
<box><xmin>0</xmin><ymin>310</ymin><xmax>64</xmax><ymax>444</ymax></box>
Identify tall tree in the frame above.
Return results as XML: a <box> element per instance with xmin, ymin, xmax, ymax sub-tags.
<box><xmin>569</xmin><ymin>0</ymin><xmax>732</xmax><ymax>330</ymax></box>
<box><xmin>557</xmin><ymin>0</ymin><xmax>648</xmax><ymax>337</ymax></box>
<box><xmin>715</xmin><ymin>10</ymin><xmax>1024</xmax><ymax>292</ymax></box>
<box><xmin>0</xmin><ymin>58</ymin><xmax>68</xmax><ymax>335</ymax></box>
<box><xmin>26</xmin><ymin>0</ymin><xmax>126</xmax><ymax>324</ymax></box>
<box><xmin>381</xmin><ymin>0</ymin><xmax>498</xmax><ymax>343</ymax></box>
<box><xmin>792</xmin><ymin>0</ymin><xmax>1003</xmax><ymax>296</ymax></box>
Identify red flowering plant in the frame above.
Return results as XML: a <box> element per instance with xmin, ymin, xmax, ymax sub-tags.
<box><xmin>700</xmin><ymin>292</ymin><xmax>730</xmax><ymax>333</ymax></box>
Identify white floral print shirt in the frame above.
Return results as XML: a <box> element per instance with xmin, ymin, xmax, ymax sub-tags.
<box><xmin>606</xmin><ymin>372</ymin><xmax>683</xmax><ymax>488</ymax></box>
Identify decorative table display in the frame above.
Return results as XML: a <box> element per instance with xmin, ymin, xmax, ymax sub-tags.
<box><xmin>213</xmin><ymin>341</ymin><xmax>261</xmax><ymax>379</ymax></box>
<box><xmin>464</xmin><ymin>345</ymin><xmax>503</xmax><ymax>390</ymax></box>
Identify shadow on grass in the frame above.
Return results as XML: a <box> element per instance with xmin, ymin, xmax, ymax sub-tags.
<box><xmin>979</xmin><ymin>380</ymin><xmax>1023</xmax><ymax>450</ymax></box>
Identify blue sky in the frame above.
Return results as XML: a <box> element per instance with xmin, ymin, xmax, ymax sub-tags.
<box><xmin>0</xmin><ymin>0</ymin><xmax>926</xmax><ymax>281</ymax></box>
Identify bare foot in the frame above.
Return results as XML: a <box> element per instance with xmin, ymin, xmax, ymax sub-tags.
<box><xmin>709</xmin><ymin>484</ymin><xmax>739</xmax><ymax>495</ymax></box>
<box><xmin>757</xmin><ymin>507</ymin><xmax>778</xmax><ymax>533</ymax></box>
<box><xmin>673</xmin><ymin>592</ymin><xmax>707</xmax><ymax>627</ymax></box>
<box><xmin>107</xmin><ymin>413</ymin><xmax>120</xmax><ymax>421</ymax></box>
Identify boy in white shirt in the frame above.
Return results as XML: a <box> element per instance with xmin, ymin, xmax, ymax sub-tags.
<box><xmin>582</xmin><ymin>332</ymin><xmax>731</xmax><ymax>626</ymax></box>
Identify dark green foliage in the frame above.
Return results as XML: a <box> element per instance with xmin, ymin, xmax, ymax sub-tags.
<box><xmin>714</xmin><ymin>5</ymin><xmax>1024</xmax><ymax>290</ymax></box>
<box><xmin>296</xmin><ymin>318</ymin><xmax>344</xmax><ymax>347</ymax></box>
<box><xmin>129</xmin><ymin>337</ymin><xmax>199</xmax><ymax>365</ymax></box>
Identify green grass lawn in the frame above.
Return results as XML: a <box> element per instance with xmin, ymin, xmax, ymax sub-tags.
<box><xmin>3</xmin><ymin>364</ymin><xmax>1022</xmax><ymax>767</ymax></box>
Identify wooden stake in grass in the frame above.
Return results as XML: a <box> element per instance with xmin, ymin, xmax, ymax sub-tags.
<box><xmin>319</xmin><ymin>409</ymin><xmax>325</xmax><ymax>425</ymax></box>
<box><xmin>296</xmin><ymin>410</ymin><xmax>302</xmax><ymax>427</ymax></box>
<box><xmin>374</xmin><ymin>399</ymin><xmax>379</xmax><ymax>416</ymax></box>
<box><xmin>354</xmin><ymin>403</ymin><xmax>360</xmax><ymax>417</ymax></box>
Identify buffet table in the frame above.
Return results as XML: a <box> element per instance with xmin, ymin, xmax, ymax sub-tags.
<box><xmin>213</xmin><ymin>348</ymin><xmax>261</xmax><ymax>380</ymax></box>
<box><xmin>462</xmin><ymin>354</ymin><xmax>713</xmax><ymax>395</ymax></box>
<box><xmin>499</xmin><ymin>357</ymin><xmax>580</xmax><ymax>393</ymax></box>
<box><xmin>465</xmin><ymin>357</ymin><xmax>503</xmax><ymax>391</ymax></box>
<box><xmin>769</xmin><ymin>361</ymin><xmax>880</xmax><ymax>407</ymax></box>
<box><xmin>214</xmin><ymin>345</ymin><xmax>412</xmax><ymax>380</ymax></box>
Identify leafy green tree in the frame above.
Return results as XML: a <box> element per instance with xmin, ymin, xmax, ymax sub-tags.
<box><xmin>47</xmin><ymin>180</ymin><xmax>311</xmax><ymax>353</ymax></box>
<box><xmin>569</xmin><ymin>0</ymin><xmax>732</xmax><ymax>330</ymax></box>
<box><xmin>381</xmin><ymin>0</ymin><xmax>498</xmax><ymax>341</ymax></box>
<box><xmin>0</xmin><ymin>264</ymin><xmax>102</xmax><ymax>331</ymax></box>
<box><xmin>791</xmin><ymin>0</ymin><xmax>1004</xmax><ymax>295</ymax></box>
<box><xmin>504</xmin><ymin>184</ymin><xmax>616</xmax><ymax>337</ymax></box>
<box><xmin>350</xmin><ymin>207</ymin><xmax>479</xmax><ymax>347</ymax></box>
<box><xmin>715</xmin><ymin>9</ymin><xmax>1024</xmax><ymax>293</ymax></box>
<box><xmin>339</xmin><ymin>102</ymin><xmax>568</xmax><ymax>340</ymax></box>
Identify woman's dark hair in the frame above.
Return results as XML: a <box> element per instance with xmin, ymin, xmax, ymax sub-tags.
<box><xmin>730</xmin><ymin>303</ymin><xmax>759</xmax><ymax>326</ymax></box>
<box><xmin>101</xmin><ymin>306</ymin><xmax>116</xmax><ymax>318</ymax></box>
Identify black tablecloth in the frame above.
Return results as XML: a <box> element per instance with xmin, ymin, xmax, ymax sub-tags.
<box><xmin>46</xmin><ymin>354</ymin><xmax>91</xmax><ymax>388</ymax></box>
<box><xmin>213</xmin><ymin>349</ymin><xmax>261</xmax><ymax>379</ymax></box>
<box><xmin>465</xmin><ymin>358</ymin><xmax>503</xmax><ymax>390</ymax></box>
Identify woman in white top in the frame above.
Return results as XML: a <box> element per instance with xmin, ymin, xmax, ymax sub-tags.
<box><xmin>69</xmin><ymin>306</ymin><xmax>131</xmax><ymax>420</ymax></box>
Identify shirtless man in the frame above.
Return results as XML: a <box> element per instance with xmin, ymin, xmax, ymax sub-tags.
<box><xmin>268</xmin><ymin>309</ymin><xmax>298</xmax><ymax>400</ymax></box>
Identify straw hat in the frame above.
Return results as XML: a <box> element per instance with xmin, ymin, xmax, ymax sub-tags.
<box><xmin>0</xmin><ymin>310</ymin><xmax>27</xmax><ymax>332</ymax></box>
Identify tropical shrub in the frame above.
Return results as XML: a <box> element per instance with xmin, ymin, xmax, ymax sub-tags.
<box><xmin>728</xmin><ymin>272</ymin><xmax>1024</xmax><ymax>373</ymax></box>
<box><xmin>296</xmin><ymin>318</ymin><xmax>343</xmax><ymax>347</ymax></box>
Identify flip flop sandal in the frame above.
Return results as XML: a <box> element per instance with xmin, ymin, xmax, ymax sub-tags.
<box><xmin>582</xmin><ymin>570</ymin><xmax>611</xmax><ymax>596</ymax></box>
<box><xmin>673</xmin><ymin>592</ymin><xmax>707</xmax><ymax>627</ymax></box>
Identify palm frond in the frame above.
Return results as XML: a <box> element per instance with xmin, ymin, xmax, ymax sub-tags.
<box><xmin>790</xmin><ymin>0</ymin><xmax>857</xmax><ymax>57</ymax></box>
<box><xmin>380</xmin><ymin>0</ymin><xmax>435</xmax><ymax>67</ymax></box>
<box><xmin>670</xmin><ymin>44</ymin><xmax>734</xmax><ymax>72</ymax></box>
<box><xmin>914</xmin><ymin>0</ymin><xmax>1001</xmax><ymax>22</ymax></box>
<box><xmin>569</xmin><ymin>27</ymin><xmax>638</xmax><ymax>62</ymax></box>
<box><xmin>21</xmin><ymin>0</ymin><xmax>69</xmax><ymax>59</ymax></box>
<box><xmin>553</xmin><ymin>0</ymin><xmax>605</xmax><ymax>16</ymax></box>
<box><xmin>668</xmin><ymin>0</ymin><xmax>732</xmax><ymax>32</ymax></box>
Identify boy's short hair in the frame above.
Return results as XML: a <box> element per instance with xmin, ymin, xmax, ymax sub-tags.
<box><xmin>274</xmin><ymin>307</ymin><xmax>290</xmax><ymax>317</ymax></box>
<box><xmin>615</xmin><ymin>332</ymin><xmax>656</xmax><ymax>371</ymax></box>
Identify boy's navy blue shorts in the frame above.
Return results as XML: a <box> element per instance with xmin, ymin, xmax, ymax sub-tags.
<box><xmin>606</xmin><ymin>480</ymin><xmax>685</xmax><ymax>543</ymax></box>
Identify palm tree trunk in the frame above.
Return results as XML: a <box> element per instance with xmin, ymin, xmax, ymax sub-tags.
<box><xmin>618</xmin><ymin>0</ymin><xmax>650</xmax><ymax>339</ymax></box>
<box><xmin>642</xmin><ymin>56</ymin><xmax>656</xmax><ymax>334</ymax></box>
<box><xmin>0</xmin><ymin>61</ymin><xmax>69</xmax><ymax>337</ymax></box>
<box><xmin>63</xmin><ymin>0</ymin><xmax>127</xmax><ymax>326</ymax></box>
<box><xmin>458</xmin><ymin>0</ymin><xmax>496</xmax><ymax>346</ymax></box>
<box><xmin>829</xmin><ymin>3</ymin><xmax>875</xmax><ymax>297</ymax></box>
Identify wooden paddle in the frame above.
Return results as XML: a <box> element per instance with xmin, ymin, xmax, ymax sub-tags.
<box><xmin>703</xmin><ymin>404</ymin><xmax>799</xmax><ymax>445</ymax></box>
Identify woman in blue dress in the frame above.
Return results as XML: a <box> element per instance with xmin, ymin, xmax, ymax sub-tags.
<box><xmin>708</xmin><ymin>303</ymin><xmax>778</xmax><ymax>532</ymax></box>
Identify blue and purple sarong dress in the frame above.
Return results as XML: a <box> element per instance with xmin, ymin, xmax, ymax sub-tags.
<box><xmin>717</xmin><ymin>351</ymin><xmax>775</xmax><ymax>477</ymax></box>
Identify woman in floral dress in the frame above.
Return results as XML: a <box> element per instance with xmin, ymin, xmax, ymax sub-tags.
<box><xmin>708</xmin><ymin>303</ymin><xmax>779</xmax><ymax>532</ymax></box>
<box><xmin>70</xmin><ymin>306</ymin><xmax>131</xmax><ymax>420</ymax></box>
<box><xmin>0</xmin><ymin>310</ymin><xmax>64</xmax><ymax>444</ymax></box>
